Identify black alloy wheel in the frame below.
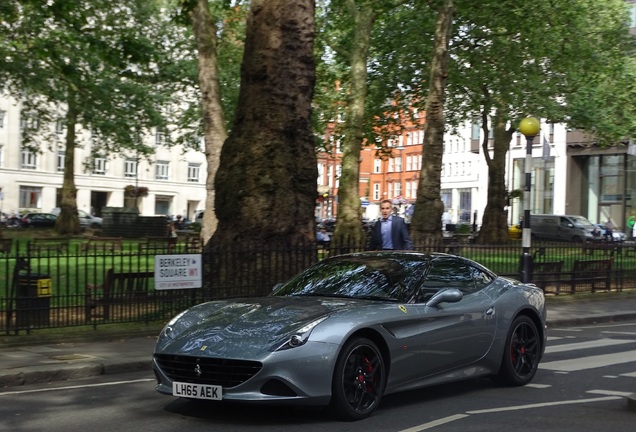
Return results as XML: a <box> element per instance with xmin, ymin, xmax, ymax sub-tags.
<box><xmin>331</xmin><ymin>337</ymin><xmax>385</xmax><ymax>421</ymax></box>
<box><xmin>495</xmin><ymin>315</ymin><xmax>541</xmax><ymax>386</ymax></box>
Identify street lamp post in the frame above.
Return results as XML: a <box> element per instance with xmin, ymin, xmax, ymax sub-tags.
<box><xmin>518</xmin><ymin>117</ymin><xmax>540</xmax><ymax>283</ymax></box>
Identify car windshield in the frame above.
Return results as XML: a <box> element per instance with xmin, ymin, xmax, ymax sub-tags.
<box><xmin>273</xmin><ymin>256</ymin><xmax>429</xmax><ymax>303</ymax></box>
<box><xmin>570</xmin><ymin>216</ymin><xmax>594</xmax><ymax>227</ymax></box>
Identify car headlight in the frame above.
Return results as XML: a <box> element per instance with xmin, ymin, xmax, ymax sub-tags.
<box><xmin>270</xmin><ymin>316</ymin><xmax>328</xmax><ymax>352</ymax></box>
<box><xmin>160</xmin><ymin>310</ymin><xmax>190</xmax><ymax>340</ymax></box>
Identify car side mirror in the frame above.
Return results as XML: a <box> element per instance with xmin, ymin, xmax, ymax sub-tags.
<box><xmin>426</xmin><ymin>288</ymin><xmax>463</xmax><ymax>308</ymax></box>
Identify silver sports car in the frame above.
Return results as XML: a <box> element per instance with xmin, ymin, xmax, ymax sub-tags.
<box><xmin>153</xmin><ymin>251</ymin><xmax>546</xmax><ymax>420</ymax></box>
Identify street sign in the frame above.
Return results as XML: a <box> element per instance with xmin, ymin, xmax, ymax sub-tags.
<box><xmin>154</xmin><ymin>254</ymin><xmax>202</xmax><ymax>290</ymax></box>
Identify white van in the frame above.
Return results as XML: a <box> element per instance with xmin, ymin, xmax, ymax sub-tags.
<box><xmin>529</xmin><ymin>214</ymin><xmax>596</xmax><ymax>242</ymax></box>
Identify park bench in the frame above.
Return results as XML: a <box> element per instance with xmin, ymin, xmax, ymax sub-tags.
<box><xmin>27</xmin><ymin>237</ymin><xmax>70</xmax><ymax>255</ymax></box>
<box><xmin>85</xmin><ymin>269</ymin><xmax>155</xmax><ymax>321</ymax></box>
<box><xmin>0</xmin><ymin>238</ymin><xmax>12</xmax><ymax>254</ymax></box>
<box><xmin>531</xmin><ymin>260</ymin><xmax>564</xmax><ymax>293</ymax></box>
<box><xmin>560</xmin><ymin>258</ymin><xmax>613</xmax><ymax>294</ymax></box>
<box><xmin>582</xmin><ymin>239</ymin><xmax>621</xmax><ymax>257</ymax></box>
<box><xmin>183</xmin><ymin>234</ymin><xmax>203</xmax><ymax>253</ymax></box>
<box><xmin>138</xmin><ymin>237</ymin><xmax>173</xmax><ymax>254</ymax></box>
<box><xmin>79</xmin><ymin>237</ymin><xmax>123</xmax><ymax>254</ymax></box>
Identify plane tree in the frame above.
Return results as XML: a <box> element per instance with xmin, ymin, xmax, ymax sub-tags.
<box><xmin>443</xmin><ymin>0</ymin><xmax>634</xmax><ymax>244</ymax></box>
<box><xmin>210</xmin><ymin>0</ymin><xmax>317</xmax><ymax>292</ymax></box>
<box><xmin>0</xmin><ymin>0</ymin><xmax>195</xmax><ymax>234</ymax></box>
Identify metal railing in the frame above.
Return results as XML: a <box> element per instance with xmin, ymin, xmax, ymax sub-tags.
<box><xmin>1</xmin><ymin>237</ymin><xmax>634</xmax><ymax>334</ymax></box>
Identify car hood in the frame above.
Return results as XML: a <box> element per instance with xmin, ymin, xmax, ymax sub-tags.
<box><xmin>155</xmin><ymin>296</ymin><xmax>360</xmax><ymax>359</ymax></box>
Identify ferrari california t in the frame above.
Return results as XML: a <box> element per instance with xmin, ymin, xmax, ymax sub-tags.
<box><xmin>153</xmin><ymin>251</ymin><xmax>546</xmax><ymax>421</ymax></box>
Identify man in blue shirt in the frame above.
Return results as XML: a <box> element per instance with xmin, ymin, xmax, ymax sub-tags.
<box><xmin>369</xmin><ymin>200</ymin><xmax>413</xmax><ymax>250</ymax></box>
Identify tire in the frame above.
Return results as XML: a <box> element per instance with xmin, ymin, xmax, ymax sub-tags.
<box><xmin>330</xmin><ymin>337</ymin><xmax>385</xmax><ymax>421</ymax></box>
<box><xmin>494</xmin><ymin>315</ymin><xmax>541</xmax><ymax>386</ymax></box>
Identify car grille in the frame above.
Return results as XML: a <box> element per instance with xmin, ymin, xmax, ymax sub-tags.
<box><xmin>154</xmin><ymin>354</ymin><xmax>262</xmax><ymax>388</ymax></box>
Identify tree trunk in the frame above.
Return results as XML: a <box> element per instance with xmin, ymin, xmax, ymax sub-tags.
<box><xmin>191</xmin><ymin>0</ymin><xmax>227</xmax><ymax>244</ymax></box>
<box><xmin>211</xmin><ymin>0</ymin><xmax>317</xmax><ymax>295</ymax></box>
<box><xmin>331</xmin><ymin>1</ymin><xmax>376</xmax><ymax>250</ymax></box>
<box><xmin>55</xmin><ymin>94</ymin><xmax>80</xmax><ymax>235</ymax></box>
<box><xmin>477</xmin><ymin>109</ymin><xmax>515</xmax><ymax>244</ymax></box>
<box><xmin>410</xmin><ymin>0</ymin><xmax>455</xmax><ymax>245</ymax></box>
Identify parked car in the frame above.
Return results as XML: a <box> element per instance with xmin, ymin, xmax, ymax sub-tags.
<box><xmin>592</xmin><ymin>223</ymin><xmax>626</xmax><ymax>242</ymax></box>
<box><xmin>153</xmin><ymin>251</ymin><xmax>546</xmax><ymax>421</ymax></box>
<box><xmin>530</xmin><ymin>214</ymin><xmax>596</xmax><ymax>242</ymax></box>
<box><xmin>50</xmin><ymin>208</ymin><xmax>103</xmax><ymax>228</ymax></box>
<box><xmin>20</xmin><ymin>213</ymin><xmax>58</xmax><ymax>228</ymax></box>
<box><xmin>508</xmin><ymin>224</ymin><xmax>522</xmax><ymax>240</ymax></box>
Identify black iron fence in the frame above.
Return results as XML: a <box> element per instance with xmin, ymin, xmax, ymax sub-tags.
<box><xmin>1</xmin><ymin>236</ymin><xmax>635</xmax><ymax>334</ymax></box>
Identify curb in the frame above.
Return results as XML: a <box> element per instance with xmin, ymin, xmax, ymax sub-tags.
<box><xmin>0</xmin><ymin>360</ymin><xmax>152</xmax><ymax>388</ymax></box>
<box><xmin>547</xmin><ymin>312</ymin><xmax>636</xmax><ymax>328</ymax></box>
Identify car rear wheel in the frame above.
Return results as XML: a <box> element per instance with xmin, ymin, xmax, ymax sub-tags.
<box><xmin>495</xmin><ymin>315</ymin><xmax>541</xmax><ymax>386</ymax></box>
<box><xmin>330</xmin><ymin>337</ymin><xmax>385</xmax><ymax>421</ymax></box>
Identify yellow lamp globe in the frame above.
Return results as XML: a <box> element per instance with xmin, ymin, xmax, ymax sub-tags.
<box><xmin>519</xmin><ymin>117</ymin><xmax>540</xmax><ymax>137</ymax></box>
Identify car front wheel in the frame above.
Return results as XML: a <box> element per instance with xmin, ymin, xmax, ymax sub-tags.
<box><xmin>495</xmin><ymin>315</ymin><xmax>541</xmax><ymax>386</ymax></box>
<box><xmin>330</xmin><ymin>337</ymin><xmax>385</xmax><ymax>421</ymax></box>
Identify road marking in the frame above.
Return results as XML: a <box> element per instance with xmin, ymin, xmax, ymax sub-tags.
<box><xmin>540</xmin><ymin>350</ymin><xmax>636</xmax><ymax>371</ymax></box>
<box><xmin>465</xmin><ymin>396</ymin><xmax>622</xmax><ymax>414</ymax></box>
<box><xmin>601</xmin><ymin>331</ymin><xmax>636</xmax><ymax>336</ymax></box>
<box><xmin>525</xmin><ymin>383</ymin><xmax>551</xmax><ymax>388</ymax></box>
<box><xmin>0</xmin><ymin>378</ymin><xmax>154</xmax><ymax>396</ymax></box>
<box><xmin>398</xmin><ymin>414</ymin><xmax>469</xmax><ymax>431</ymax></box>
<box><xmin>546</xmin><ymin>338</ymin><xmax>636</xmax><ymax>354</ymax></box>
<box><xmin>587</xmin><ymin>389</ymin><xmax>634</xmax><ymax>397</ymax></box>
<box><xmin>621</xmin><ymin>371</ymin><xmax>636</xmax><ymax>377</ymax></box>
<box><xmin>398</xmin><ymin>396</ymin><xmax>623</xmax><ymax>431</ymax></box>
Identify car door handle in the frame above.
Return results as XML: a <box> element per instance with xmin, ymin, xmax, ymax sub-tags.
<box><xmin>485</xmin><ymin>307</ymin><xmax>495</xmax><ymax>316</ymax></box>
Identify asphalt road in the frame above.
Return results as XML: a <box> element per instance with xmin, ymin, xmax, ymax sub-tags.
<box><xmin>2</xmin><ymin>320</ymin><xmax>635</xmax><ymax>432</ymax></box>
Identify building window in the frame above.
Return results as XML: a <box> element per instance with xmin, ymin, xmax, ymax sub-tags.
<box><xmin>394</xmin><ymin>182</ymin><xmax>401</xmax><ymax>197</ymax></box>
<box><xmin>373</xmin><ymin>183</ymin><xmax>380</xmax><ymax>200</ymax></box>
<box><xmin>20</xmin><ymin>115</ymin><xmax>39</xmax><ymax>131</ymax></box>
<box><xmin>187</xmin><ymin>163</ymin><xmax>201</xmax><ymax>182</ymax></box>
<box><xmin>317</xmin><ymin>163</ymin><xmax>325</xmax><ymax>185</ymax></box>
<box><xmin>0</xmin><ymin>110</ymin><xmax>5</xmax><ymax>128</ymax></box>
<box><xmin>21</xmin><ymin>149</ymin><xmax>37</xmax><ymax>169</ymax></box>
<box><xmin>155</xmin><ymin>129</ymin><xmax>166</xmax><ymax>146</ymax></box>
<box><xmin>124</xmin><ymin>159</ymin><xmax>138</xmax><ymax>178</ymax></box>
<box><xmin>57</xmin><ymin>150</ymin><xmax>65</xmax><ymax>172</ymax></box>
<box><xmin>471</xmin><ymin>121</ymin><xmax>480</xmax><ymax>140</ymax></box>
<box><xmin>441</xmin><ymin>190</ymin><xmax>452</xmax><ymax>211</ymax></box>
<box><xmin>156</xmin><ymin>161</ymin><xmax>170</xmax><ymax>180</ymax></box>
<box><xmin>93</xmin><ymin>157</ymin><xmax>107</xmax><ymax>175</ymax></box>
<box><xmin>19</xmin><ymin>186</ymin><xmax>42</xmax><ymax>209</ymax></box>
<box><xmin>374</xmin><ymin>159</ymin><xmax>382</xmax><ymax>173</ymax></box>
<box><xmin>459</xmin><ymin>189</ymin><xmax>472</xmax><ymax>223</ymax></box>
<box><xmin>335</xmin><ymin>165</ymin><xmax>341</xmax><ymax>188</ymax></box>
<box><xmin>56</xmin><ymin>120</ymin><xmax>64</xmax><ymax>135</ymax></box>
<box><xmin>155</xmin><ymin>195</ymin><xmax>172</xmax><ymax>216</ymax></box>
<box><xmin>327</xmin><ymin>165</ymin><xmax>334</xmax><ymax>187</ymax></box>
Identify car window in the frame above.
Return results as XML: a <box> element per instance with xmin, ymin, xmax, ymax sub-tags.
<box><xmin>422</xmin><ymin>258</ymin><xmax>489</xmax><ymax>295</ymax></box>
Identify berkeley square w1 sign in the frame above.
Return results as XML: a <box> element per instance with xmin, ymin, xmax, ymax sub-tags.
<box><xmin>154</xmin><ymin>255</ymin><xmax>202</xmax><ymax>290</ymax></box>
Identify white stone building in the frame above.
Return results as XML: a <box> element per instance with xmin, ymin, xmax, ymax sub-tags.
<box><xmin>0</xmin><ymin>95</ymin><xmax>207</xmax><ymax>221</ymax></box>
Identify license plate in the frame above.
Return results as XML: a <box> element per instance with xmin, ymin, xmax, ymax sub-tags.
<box><xmin>172</xmin><ymin>382</ymin><xmax>222</xmax><ymax>400</ymax></box>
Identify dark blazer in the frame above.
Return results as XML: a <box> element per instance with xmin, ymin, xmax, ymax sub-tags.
<box><xmin>368</xmin><ymin>216</ymin><xmax>413</xmax><ymax>250</ymax></box>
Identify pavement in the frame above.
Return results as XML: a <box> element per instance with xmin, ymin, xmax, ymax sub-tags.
<box><xmin>1</xmin><ymin>292</ymin><xmax>636</xmax><ymax>411</ymax></box>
